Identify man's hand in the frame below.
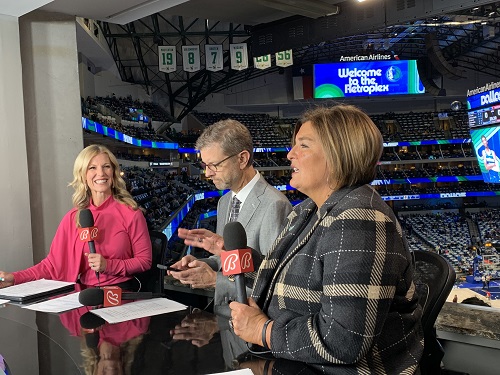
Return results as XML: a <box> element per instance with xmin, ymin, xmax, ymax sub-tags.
<box><xmin>168</xmin><ymin>257</ymin><xmax>217</xmax><ymax>289</ymax></box>
<box><xmin>170</xmin><ymin>309</ymin><xmax>219</xmax><ymax>347</ymax></box>
<box><xmin>177</xmin><ymin>228</ymin><xmax>225</xmax><ymax>256</ymax></box>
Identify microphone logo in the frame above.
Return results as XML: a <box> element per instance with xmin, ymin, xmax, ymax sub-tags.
<box><xmin>241</xmin><ymin>252</ymin><xmax>252</xmax><ymax>269</ymax></box>
<box><xmin>105</xmin><ymin>290</ymin><xmax>121</xmax><ymax>306</ymax></box>
<box><xmin>80</xmin><ymin>228</ymin><xmax>90</xmax><ymax>241</ymax></box>
<box><xmin>223</xmin><ymin>253</ymin><xmax>239</xmax><ymax>273</ymax></box>
<box><xmin>78</xmin><ymin>227</ymin><xmax>99</xmax><ymax>242</ymax></box>
<box><xmin>220</xmin><ymin>248</ymin><xmax>254</xmax><ymax>276</ymax></box>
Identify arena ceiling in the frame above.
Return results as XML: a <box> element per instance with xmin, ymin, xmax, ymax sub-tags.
<box><xmin>9</xmin><ymin>0</ymin><xmax>500</xmax><ymax>119</ymax></box>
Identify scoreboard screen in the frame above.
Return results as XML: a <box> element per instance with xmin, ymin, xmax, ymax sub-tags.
<box><xmin>468</xmin><ymin>105</ymin><xmax>500</xmax><ymax>128</ymax></box>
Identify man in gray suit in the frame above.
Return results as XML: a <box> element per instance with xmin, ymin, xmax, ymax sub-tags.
<box><xmin>169</xmin><ymin>119</ymin><xmax>292</xmax><ymax>316</ymax></box>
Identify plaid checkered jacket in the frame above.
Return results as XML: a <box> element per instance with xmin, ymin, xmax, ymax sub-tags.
<box><xmin>251</xmin><ymin>185</ymin><xmax>424</xmax><ymax>374</ymax></box>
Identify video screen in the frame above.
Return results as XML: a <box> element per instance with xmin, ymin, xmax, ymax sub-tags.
<box><xmin>468</xmin><ymin>105</ymin><xmax>500</xmax><ymax>128</ymax></box>
<box><xmin>470</xmin><ymin>126</ymin><xmax>500</xmax><ymax>184</ymax></box>
<box><xmin>313</xmin><ymin>60</ymin><xmax>425</xmax><ymax>98</ymax></box>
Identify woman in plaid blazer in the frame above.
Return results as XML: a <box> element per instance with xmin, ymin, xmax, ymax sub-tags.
<box><xmin>230</xmin><ymin>105</ymin><xmax>424</xmax><ymax>374</ymax></box>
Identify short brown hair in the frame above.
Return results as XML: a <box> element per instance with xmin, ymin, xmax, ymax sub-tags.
<box><xmin>296</xmin><ymin>104</ymin><xmax>383</xmax><ymax>190</ymax></box>
<box><xmin>196</xmin><ymin>119</ymin><xmax>254</xmax><ymax>166</ymax></box>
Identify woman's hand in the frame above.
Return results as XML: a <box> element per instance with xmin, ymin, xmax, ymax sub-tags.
<box><xmin>85</xmin><ymin>253</ymin><xmax>107</xmax><ymax>273</ymax></box>
<box><xmin>229</xmin><ymin>298</ymin><xmax>270</xmax><ymax>347</ymax></box>
<box><xmin>239</xmin><ymin>359</ymin><xmax>274</xmax><ymax>375</ymax></box>
<box><xmin>177</xmin><ymin>228</ymin><xmax>225</xmax><ymax>256</ymax></box>
<box><xmin>0</xmin><ymin>272</ymin><xmax>14</xmax><ymax>288</ymax></box>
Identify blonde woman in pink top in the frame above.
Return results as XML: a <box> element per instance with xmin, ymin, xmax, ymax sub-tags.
<box><xmin>0</xmin><ymin>144</ymin><xmax>152</xmax><ymax>290</ymax></box>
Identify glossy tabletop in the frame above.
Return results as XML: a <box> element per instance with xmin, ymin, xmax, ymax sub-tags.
<box><xmin>0</xmin><ymin>296</ymin><xmax>319</xmax><ymax>375</ymax></box>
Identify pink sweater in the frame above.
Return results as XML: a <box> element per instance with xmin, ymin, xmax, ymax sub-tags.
<box><xmin>13</xmin><ymin>196</ymin><xmax>152</xmax><ymax>286</ymax></box>
<box><xmin>60</xmin><ymin>306</ymin><xmax>150</xmax><ymax>346</ymax></box>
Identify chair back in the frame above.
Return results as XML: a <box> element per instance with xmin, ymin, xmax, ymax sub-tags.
<box><xmin>413</xmin><ymin>250</ymin><xmax>456</xmax><ymax>374</ymax></box>
<box><xmin>136</xmin><ymin>230</ymin><xmax>168</xmax><ymax>294</ymax></box>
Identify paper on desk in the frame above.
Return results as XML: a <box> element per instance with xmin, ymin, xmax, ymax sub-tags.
<box><xmin>0</xmin><ymin>279</ymin><xmax>74</xmax><ymax>297</ymax></box>
<box><xmin>207</xmin><ymin>369</ymin><xmax>254</xmax><ymax>375</ymax></box>
<box><xmin>22</xmin><ymin>292</ymin><xmax>83</xmax><ymax>313</ymax></box>
<box><xmin>91</xmin><ymin>298</ymin><xmax>187</xmax><ymax>324</ymax></box>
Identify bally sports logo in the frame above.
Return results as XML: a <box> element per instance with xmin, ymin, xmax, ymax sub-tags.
<box><xmin>78</xmin><ymin>227</ymin><xmax>99</xmax><ymax>242</ymax></box>
<box><xmin>221</xmin><ymin>248</ymin><xmax>254</xmax><ymax>276</ymax></box>
<box><xmin>103</xmin><ymin>286</ymin><xmax>123</xmax><ymax>307</ymax></box>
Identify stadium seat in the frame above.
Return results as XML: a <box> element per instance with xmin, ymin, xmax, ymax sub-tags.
<box><xmin>413</xmin><ymin>250</ymin><xmax>456</xmax><ymax>375</ymax></box>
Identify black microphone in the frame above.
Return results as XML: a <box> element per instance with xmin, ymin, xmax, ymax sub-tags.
<box><xmin>79</xmin><ymin>209</ymin><xmax>100</xmax><ymax>280</ymax></box>
<box><xmin>222</xmin><ymin>221</ymin><xmax>253</xmax><ymax>304</ymax></box>
<box><xmin>79</xmin><ymin>209</ymin><xmax>97</xmax><ymax>254</ymax></box>
<box><xmin>78</xmin><ymin>287</ymin><xmax>161</xmax><ymax>307</ymax></box>
<box><xmin>80</xmin><ymin>312</ymin><xmax>105</xmax><ymax>349</ymax></box>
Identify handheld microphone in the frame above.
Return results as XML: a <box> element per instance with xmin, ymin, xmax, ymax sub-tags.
<box><xmin>80</xmin><ymin>312</ymin><xmax>105</xmax><ymax>349</ymax></box>
<box><xmin>221</xmin><ymin>221</ymin><xmax>254</xmax><ymax>304</ymax></box>
<box><xmin>79</xmin><ymin>209</ymin><xmax>100</xmax><ymax>280</ymax></box>
<box><xmin>79</xmin><ymin>209</ymin><xmax>99</xmax><ymax>254</ymax></box>
<box><xmin>78</xmin><ymin>287</ymin><xmax>160</xmax><ymax>307</ymax></box>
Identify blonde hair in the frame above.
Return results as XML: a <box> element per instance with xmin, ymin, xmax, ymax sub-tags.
<box><xmin>81</xmin><ymin>335</ymin><xmax>144</xmax><ymax>375</ymax></box>
<box><xmin>69</xmin><ymin>144</ymin><xmax>139</xmax><ymax>225</ymax></box>
<box><xmin>296</xmin><ymin>104</ymin><xmax>383</xmax><ymax>190</ymax></box>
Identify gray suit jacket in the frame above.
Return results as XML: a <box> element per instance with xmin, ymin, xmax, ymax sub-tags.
<box><xmin>204</xmin><ymin>174</ymin><xmax>292</xmax><ymax>317</ymax></box>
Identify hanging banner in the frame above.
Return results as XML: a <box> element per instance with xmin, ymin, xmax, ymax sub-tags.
<box><xmin>275</xmin><ymin>49</ymin><xmax>293</xmax><ymax>68</ymax></box>
<box><xmin>182</xmin><ymin>45</ymin><xmax>201</xmax><ymax>72</ymax></box>
<box><xmin>254</xmin><ymin>54</ymin><xmax>272</xmax><ymax>70</ymax></box>
<box><xmin>205</xmin><ymin>44</ymin><xmax>223</xmax><ymax>72</ymax></box>
<box><xmin>230</xmin><ymin>43</ymin><xmax>248</xmax><ymax>71</ymax></box>
<box><xmin>159</xmin><ymin>46</ymin><xmax>176</xmax><ymax>73</ymax></box>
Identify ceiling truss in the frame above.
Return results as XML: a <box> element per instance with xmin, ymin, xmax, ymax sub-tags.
<box><xmin>99</xmin><ymin>6</ymin><xmax>500</xmax><ymax>121</ymax></box>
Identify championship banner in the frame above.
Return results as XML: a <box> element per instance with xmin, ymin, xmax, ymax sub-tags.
<box><xmin>205</xmin><ymin>44</ymin><xmax>223</xmax><ymax>72</ymax></box>
<box><xmin>230</xmin><ymin>43</ymin><xmax>248</xmax><ymax>71</ymax></box>
<box><xmin>276</xmin><ymin>49</ymin><xmax>293</xmax><ymax>67</ymax></box>
<box><xmin>159</xmin><ymin>46</ymin><xmax>176</xmax><ymax>73</ymax></box>
<box><xmin>182</xmin><ymin>45</ymin><xmax>201</xmax><ymax>72</ymax></box>
<box><xmin>254</xmin><ymin>54</ymin><xmax>271</xmax><ymax>70</ymax></box>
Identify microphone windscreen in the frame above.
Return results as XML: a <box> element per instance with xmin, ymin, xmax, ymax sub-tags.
<box><xmin>80</xmin><ymin>208</ymin><xmax>94</xmax><ymax>228</ymax></box>
<box><xmin>79</xmin><ymin>288</ymin><xmax>104</xmax><ymax>306</ymax></box>
<box><xmin>223</xmin><ymin>221</ymin><xmax>247</xmax><ymax>250</ymax></box>
<box><xmin>80</xmin><ymin>311</ymin><xmax>106</xmax><ymax>329</ymax></box>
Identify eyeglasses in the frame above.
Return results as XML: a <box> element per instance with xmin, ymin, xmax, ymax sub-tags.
<box><xmin>201</xmin><ymin>153</ymin><xmax>239</xmax><ymax>172</ymax></box>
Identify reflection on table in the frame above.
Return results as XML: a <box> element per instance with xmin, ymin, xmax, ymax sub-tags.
<box><xmin>0</xmin><ymin>294</ymin><xmax>322</xmax><ymax>375</ymax></box>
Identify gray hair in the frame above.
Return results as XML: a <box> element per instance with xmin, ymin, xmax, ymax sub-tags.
<box><xmin>196</xmin><ymin>119</ymin><xmax>254</xmax><ymax>166</ymax></box>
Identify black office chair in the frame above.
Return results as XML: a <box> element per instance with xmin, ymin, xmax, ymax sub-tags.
<box><xmin>412</xmin><ymin>250</ymin><xmax>456</xmax><ymax>375</ymax></box>
<box><xmin>136</xmin><ymin>230</ymin><xmax>168</xmax><ymax>294</ymax></box>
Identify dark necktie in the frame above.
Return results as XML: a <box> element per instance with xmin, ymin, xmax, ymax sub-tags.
<box><xmin>229</xmin><ymin>196</ymin><xmax>241</xmax><ymax>222</ymax></box>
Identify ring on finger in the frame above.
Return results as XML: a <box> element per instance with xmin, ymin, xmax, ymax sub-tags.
<box><xmin>198</xmin><ymin>237</ymin><xmax>203</xmax><ymax>243</ymax></box>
